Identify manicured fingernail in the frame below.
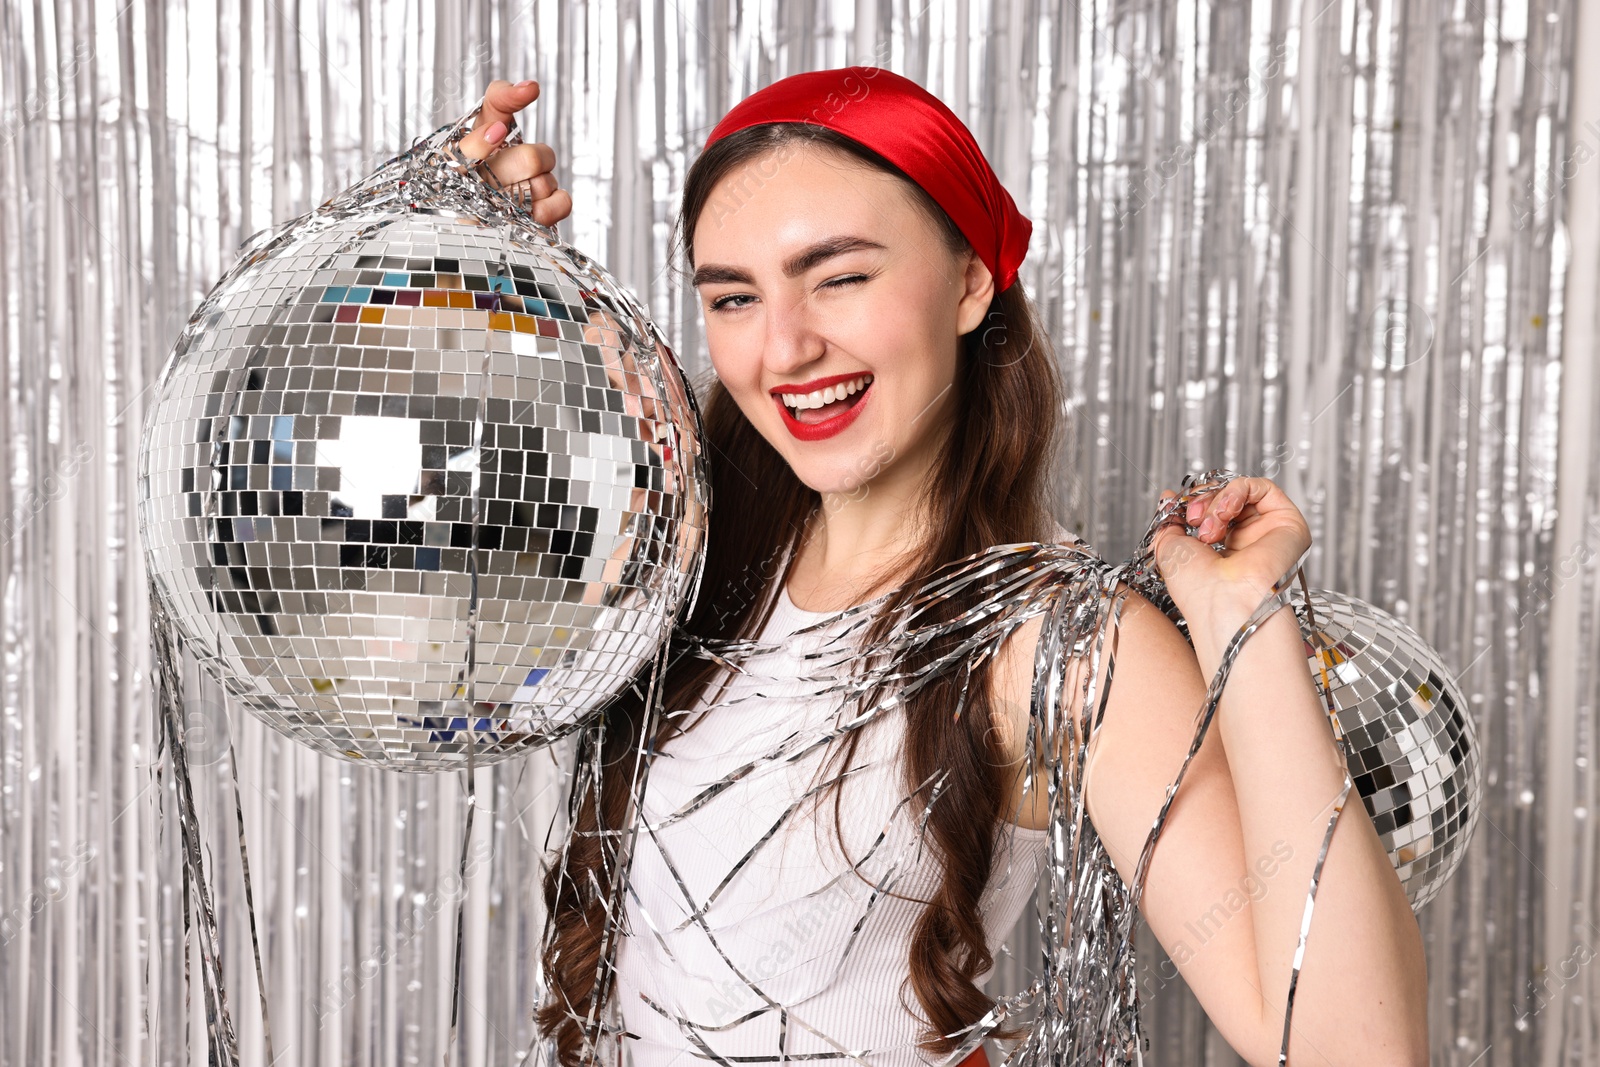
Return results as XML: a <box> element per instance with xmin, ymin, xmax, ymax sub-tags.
<box><xmin>484</xmin><ymin>120</ymin><xmax>507</xmax><ymax>144</ymax></box>
<box><xmin>514</xmin><ymin>79</ymin><xmax>535</xmax><ymax>89</ymax></box>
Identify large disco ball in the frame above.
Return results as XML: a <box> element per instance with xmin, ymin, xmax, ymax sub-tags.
<box><xmin>137</xmin><ymin>109</ymin><xmax>708</xmax><ymax>770</ymax></box>
<box><xmin>1291</xmin><ymin>588</ymin><xmax>1481</xmax><ymax>911</ymax></box>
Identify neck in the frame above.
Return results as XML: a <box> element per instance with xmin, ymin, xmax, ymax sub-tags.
<box><xmin>787</xmin><ymin>440</ymin><xmax>944</xmax><ymax>612</ymax></box>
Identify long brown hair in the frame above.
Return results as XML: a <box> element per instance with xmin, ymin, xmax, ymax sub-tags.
<box><xmin>536</xmin><ymin>121</ymin><xmax>1065</xmax><ymax>1063</ymax></box>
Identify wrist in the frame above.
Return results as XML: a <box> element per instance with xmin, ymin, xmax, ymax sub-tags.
<box><xmin>1182</xmin><ymin>585</ymin><xmax>1298</xmax><ymax>665</ymax></box>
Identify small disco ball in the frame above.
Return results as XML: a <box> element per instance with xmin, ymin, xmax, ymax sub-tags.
<box><xmin>1291</xmin><ymin>588</ymin><xmax>1481</xmax><ymax>911</ymax></box>
<box><xmin>137</xmin><ymin>108</ymin><xmax>708</xmax><ymax>770</ymax></box>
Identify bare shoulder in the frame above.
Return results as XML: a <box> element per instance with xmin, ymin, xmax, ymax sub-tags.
<box><xmin>989</xmin><ymin>579</ymin><xmax>1194</xmax><ymax>756</ymax></box>
<box><xmin>989</xmin><ymin>579</ymin><xmax>1216</xmax><ymax>845</ymax></box>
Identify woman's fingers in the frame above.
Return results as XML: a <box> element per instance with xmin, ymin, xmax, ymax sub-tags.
<box><xmin>491</xmin><ymin>148</ymin><xmax>572</xmax><ymax>224</ymax></box>
<box><xmin>527</xmin><ymin>188</ymin><xmax>574</xmax><ymax>227</ymax></box>
<box><xmin>482</xmin><ymin>142</ymin><xmax>557</xmax><ymax>187</ymax></box>
<box><xmin>487</xmin><ymin>164</ymin><xmax>571</xmax><ymax>224</ymax></box>
<box><xmin>504</xmin><ymin>170</ymin><xmax>558</xmax><ymax>201</ymax></box>
<box><xmin>457</xmin><ymin>79</ymin><xmax>541</xmax><ymax>161</ymax></box>
<box><xmin>1172</xmin><ymin>475</ymin><xmax>1299</xmax><ymax>546</ymax></box>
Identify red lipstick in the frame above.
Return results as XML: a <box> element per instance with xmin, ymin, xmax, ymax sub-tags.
<box><xmin>769</xmin><ymin>371</ymin><xmax>871</xmax><ymax>396</ymax></box>
<box><xmin>771</xmin><ymin>372</ymin><xmax>873</xmax><ymax>442</ymax></box>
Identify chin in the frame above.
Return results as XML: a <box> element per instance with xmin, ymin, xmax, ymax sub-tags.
<box><xmin>792</xmin><ymin>468</ymin><xmax>870</xmax><ymax>498</ymax></box>
<box><xmin>776</xmin><ymin>436</ymin><xmax>895</xmax><ymax>499</ymax></box>
<box><xmin>737</xmin><ymin>395</ymin><xmax>898</xmax><ymax>496</ymax></box>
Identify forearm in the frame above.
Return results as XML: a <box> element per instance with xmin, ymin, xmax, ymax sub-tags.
<box><xmin>1188</xmin><ymin>601</ymin><xmax>1429</xmax><ymax>1066</ymax></box>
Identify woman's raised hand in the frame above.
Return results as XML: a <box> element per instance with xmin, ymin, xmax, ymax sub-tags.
<box><xmin>455</xmin><ymin>79</ymin><xmax>573</xmax><ymax>228</ymax></box>
<box><xmin>1151</xmin><ymin>476</ymin><xmax>1313</xmax><ymax>632</ymax></box>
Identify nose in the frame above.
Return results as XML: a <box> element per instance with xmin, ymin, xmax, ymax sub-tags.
<box><xmin>761</xmin><ymin>288</ymin><xmax>826</xmax><ymax>377</ymax></box>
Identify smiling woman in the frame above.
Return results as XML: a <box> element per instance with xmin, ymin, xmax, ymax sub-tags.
<box><xmin>536</xmin><ymin>81</ymin><xmax>1076</xmax><ymax>1067</ymax></box>
<box><xmin>469</xmin><ymin>66</ymin><xmax>1431</xmax><ymax>1067</ymax></box>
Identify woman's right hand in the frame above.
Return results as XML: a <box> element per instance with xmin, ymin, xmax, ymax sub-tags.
<box><xmin>455</xmin><ymin>79</ymin><xmax>573</xmax><ymax>228</ymax></box>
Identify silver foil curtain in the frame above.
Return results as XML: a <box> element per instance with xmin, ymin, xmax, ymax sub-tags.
<box><xmin>0</xmin><ymin>0</ymin><xmax>1594</xmax><ymax>1065</ymax></box>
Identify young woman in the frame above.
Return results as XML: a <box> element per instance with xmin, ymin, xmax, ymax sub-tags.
<box><xmin>454</xmin><ymin>73</ymin><xmax>1429</xmax><ymax>1067</ymax></box>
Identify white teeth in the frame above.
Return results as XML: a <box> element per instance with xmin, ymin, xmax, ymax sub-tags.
<box><xmin>779</xmin><ymin>373</ymin><xmax>873</xmax><ymax>410</ymax></box>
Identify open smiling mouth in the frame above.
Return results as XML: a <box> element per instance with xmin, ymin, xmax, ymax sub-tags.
<box><xmin>772</xmin><ymin>372</ymin><xmax>874</xmax><ymax>442</ymax></box>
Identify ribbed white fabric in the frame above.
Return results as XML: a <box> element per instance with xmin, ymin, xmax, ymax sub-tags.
<box><xmin>614</xmin><ymin>579</ymin><xmax>1050</xmax><ymax>1066</ymax></box>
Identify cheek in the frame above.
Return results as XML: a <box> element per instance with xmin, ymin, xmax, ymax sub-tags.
<box><xmin>707</xmin><ymin>332</ymin><xmax>757</xmax><ymax>390</ymax></box>
<box><xmin>703</xmin><ymin>318</ymin><xmax>739</xmax><ymax>371</ymax></box>
<box><xmin>706</xmin><ymin>336</ymin><xmax>773</xmax><ymax>418</ymax></box>
<box><xmin>863</xmin><ymin>305</ymin><xmax>954</xmax><ymax>398</ymax></box>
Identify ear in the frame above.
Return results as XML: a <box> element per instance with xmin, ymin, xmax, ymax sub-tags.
<box><xmin>954</xmin><ymin>249</ymin><xmax>997</xmax><ymax>336</ymax></box>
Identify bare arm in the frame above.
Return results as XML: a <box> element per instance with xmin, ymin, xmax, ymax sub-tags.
<box><xmin>994</xmin><ymin>579</ymin><xmax>1428</xmax><ymax>1066</ymax></box>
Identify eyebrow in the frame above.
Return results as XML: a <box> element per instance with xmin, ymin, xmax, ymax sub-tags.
<box><xmin>690</xmin><ymin>235</ymin><xmax>888</xmax><ymax>287</ymax></box>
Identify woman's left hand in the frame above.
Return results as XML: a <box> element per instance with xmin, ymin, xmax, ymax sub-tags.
<box><xmin>1151</xmin><ymin>476</ymin><xmax>1313</xmax><ymax>632</ymax></box>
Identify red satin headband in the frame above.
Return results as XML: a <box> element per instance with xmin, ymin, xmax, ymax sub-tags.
<box><xmin>703</xmin><ymin>66</ymin><xmax>1032</xmax><ymax>292</ymax></box>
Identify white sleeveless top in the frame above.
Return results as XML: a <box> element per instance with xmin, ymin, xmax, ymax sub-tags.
<box><xmin>614</xmin><ymin>579</ymin><xmax>1051</xmax><ymax>1065</ymax></box>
